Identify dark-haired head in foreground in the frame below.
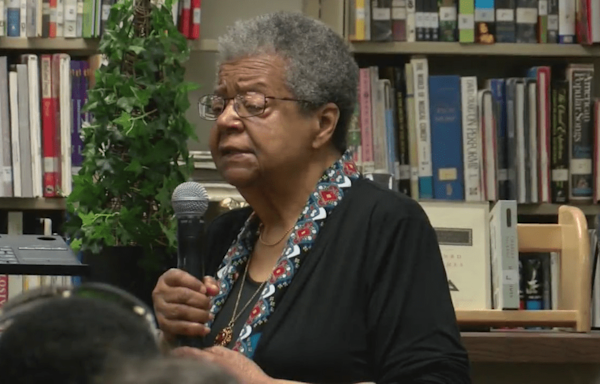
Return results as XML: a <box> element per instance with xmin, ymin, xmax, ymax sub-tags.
<box><xmin>99</xmin><ymin>355</ymin><xmax>240</xmax><ymax>384</ymax></box>
<box><xmin>0</xmin><ymin>296</ymin><xmax>160</xmax><ymax>384</ymax></box>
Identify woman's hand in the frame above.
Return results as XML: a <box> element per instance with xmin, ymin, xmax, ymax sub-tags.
<box><xmin>172</xmin><ymin>346</ymin><xmax>275</xmax><ymax>384</ymax></box>
<box><xmin>152</xmin><ymin>268</ymin><xmax>220</xmax><ymax>342</ymax></box>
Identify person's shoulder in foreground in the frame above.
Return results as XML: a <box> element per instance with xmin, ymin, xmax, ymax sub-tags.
<box><xmin>344</xmin><ymin>178</ymin><xmax>473</xmax><ymax>384</ymax></box>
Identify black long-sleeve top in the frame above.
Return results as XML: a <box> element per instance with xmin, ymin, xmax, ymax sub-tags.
<box><xmin>201</xmin><ymin>178</ymin><xmax>472</xmax><ymax>384</ymax></box>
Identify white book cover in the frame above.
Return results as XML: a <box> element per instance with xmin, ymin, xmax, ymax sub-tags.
<box><xmin>419</xmin><ymin>201</ymin><xmax>492</xmax><ymax>310</ymax></box>
<box><xmin>461</xmin><ymin>76</ymin><xmax>482</xmax><ymax>201</ymax></box>
<box><xmin>59</xmin><ymin>54</ymin><xmax>72</xmax><ymax>195</ymax></box>
<box><xmin>489</xmin><ymin>200</ymin><xmax>520</xmax><ymax>310</ymax></box>
<box><xmin>8</xmin><ymin>70</ymin><xmax>21</xmax><ymax>197</ymax></box>
<box><xmin>0</xmin><ymin>57</ymin><xmax>12</xmax><ymax>196</ymax></box>
<box><xmin>24</xmin><ymin>54</ymin><xmax>43</xmax><ymax>198</ymax></box>
<box><xmin>19</xmin><ymin>0</ymin><xmax>26</xmax><ymax>36</ymax></box>
<box><xmin>63</xmin><ymin>0</ymin><xmax>76</xmax><ymax>36</ymax></box>
<box><xmin>55</xmin><ymin>0</ymin><xmax>63</xmax><ymax>36</ymax></box>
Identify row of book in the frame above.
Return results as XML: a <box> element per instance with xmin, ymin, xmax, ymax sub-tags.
<box><xmin>0</xmin><ymin>53</ymin><xmax>102</xmax><ymax>198</ymax></box>
<box><xmin>347</xmin><ymin>57</ymin><xmax>599</xmax><ymax>205</ymax></box>
<box><xmin>0</xmin><ymin>0</ymin><xmax>200</xmax><ymax>39</ymax></box>
<box><xmin>420</xmin><ymin>200</ymin><xmax>557</xmax><ymax>311</ymax></box>
<box><xmin>347</xmin><ymin>0</ymin><xmax>600</xmax><ymax>44</ymax></box>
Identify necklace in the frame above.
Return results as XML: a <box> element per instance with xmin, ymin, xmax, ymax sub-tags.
<box><xmin>213</xmin><ymin>257</ymin><xmax>266</xmax><ymax>347</ymax></box>
<box><xmin>258</xmin><ymin>222</ymin><xmax>295</xmax><ymax>247</ymax></box>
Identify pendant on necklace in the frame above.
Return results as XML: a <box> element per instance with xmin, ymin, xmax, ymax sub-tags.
<box><xmin>214</xmin><ymin>324</ymin><xmax>233</xmax><ymax>347</ymax></box>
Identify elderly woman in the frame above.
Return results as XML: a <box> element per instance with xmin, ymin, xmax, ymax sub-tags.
<box><xmin>152</xmin><ymin>11</ymin><xmax>471</xmax><ymax>384</ymax></box>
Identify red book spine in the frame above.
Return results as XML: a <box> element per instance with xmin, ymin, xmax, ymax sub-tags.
<box><xmin>49</xmin><ymin>0</ymin><xmax>57</xmax><ymax>37</ymax></box>
<box><xmin>180</xmin><ymin>0</ymin><xmax>191</xmax><ymax>38</ymax></box>
<box><xmin>190</xmin><ymin>0</ymin><xmax>200</xmax><ymax>39</ymax></box>
<box><xmin>41</xmin><ymin>55</ymin><xmax>59</xmax><ymax>197</ymax></box>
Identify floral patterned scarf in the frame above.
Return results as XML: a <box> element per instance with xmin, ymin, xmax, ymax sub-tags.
<box><xmin>206</xmin><ymin>150</ymin><xmax>361</xmax><ymax>359</ymax></box>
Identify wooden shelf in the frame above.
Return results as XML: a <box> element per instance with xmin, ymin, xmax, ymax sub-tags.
<box><xmin>351</xmin><ymin>41</ymin><xmax>600</xmax><ymax>57</ymax></box>
<box><xmin>0</xmin><ymin>38</ymin><xmax>217</xmax><ymax>53</ymax></box>
<box><xmin>0</xmin><ymin>197</ymin><xmax>66</xmax><ymax>210</ymax></box>
<box><xmin>518</xmin><ymin>203</ymin><xmax>600</xmax><ymax>216</ymax></box>
<box><xmin>0</xmin><ymin>38</ymin><xmax>100</xmax><ymax>52</ymax></box>
<box><xmin>456</xmin><ymin>309</ymin><xmax>578</xmax><ymax>328</ymax></box>
<box><xmin>462</xmin><ymin>331</ymin><xmax>600</xmax><ymax>363</ymax></box>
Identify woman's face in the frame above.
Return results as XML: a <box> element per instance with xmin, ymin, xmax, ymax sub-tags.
<box><xmin>209</xmin><ymin>54</ymin><xmax>318</xmax><ymax>189</ymax></box>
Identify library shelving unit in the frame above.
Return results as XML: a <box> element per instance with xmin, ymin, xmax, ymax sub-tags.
<box><xmin>306</xmin><ymin>0</ymin><xmax>600</xmax><ymax>365</ymax></box>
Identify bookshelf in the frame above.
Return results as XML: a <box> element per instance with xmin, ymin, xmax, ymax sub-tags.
<box><xmin>0</xmin><ymin>198</ymin><xmax>66</xmax><ymax>211</ymax></box>
<box><xmin>0</xmin><ymin>38</ymin><xmax>219</xmax><ymax>53</ymax></box>
<box><xmin>351</xmin><ymin>42</ymin><xmax>600</xmax><ymax>57</ymax></box>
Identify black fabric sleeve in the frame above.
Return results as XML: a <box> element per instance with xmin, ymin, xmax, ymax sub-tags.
<box><xmin>366</xmin><ymin>202</ymin><xmax>472</xmax><ymax>384</ymax></box>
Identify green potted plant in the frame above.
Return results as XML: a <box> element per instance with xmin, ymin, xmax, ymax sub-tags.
<box><xmin>64</xmin><ymin>0</ymin><xmax>197</xmax><ymax>305</ymax></box>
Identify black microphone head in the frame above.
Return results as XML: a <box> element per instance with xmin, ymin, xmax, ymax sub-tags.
<box><xmin>171</xmin><ymin>182</ymin><xmax>210</xmax><ymax>218</ymax></box>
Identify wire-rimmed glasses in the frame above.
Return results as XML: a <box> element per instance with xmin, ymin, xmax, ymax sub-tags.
<box><xmin>198</xmin><ymin>91</ymin><xmax>306</xmax><ymax>121</ymax></box>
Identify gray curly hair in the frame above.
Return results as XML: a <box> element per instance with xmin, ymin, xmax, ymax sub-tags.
<box><xmin>217</xmin><ymin>11</ymin><xmax>359</xmax><ymax>153</ymax></box>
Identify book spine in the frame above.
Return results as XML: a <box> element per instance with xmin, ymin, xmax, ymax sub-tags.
<box><xmin>359</xmin><ymin>68</ymin><xmax>375</xmax><ymax>173</ymax></box>
<box><xmin>537</xmin><ymin>0</ymin><xmax>548</xmax><ymax>42</ymax></box>
<box><xmin>558</xmin><ymin>0</ymin><xmax>575</xmax><ymax>43</ymax></box>
<box><xmin>429</xmin><ymin>75</ymin><xmax>463</xmax><ymax>200</ymax></box>
<box><xmin>458</xmin><ymin>0</ymin><xmax>475</xmax><ymax>42</ymax></box>
<box><xmin>391</xmin><ymin>0</ymin><xmax>407</xmax><ymax>40</ymax></box>
<box><xmin>0</xmin><ymin>57</ymin><xmax>11</xmax><ymax>197</ymax></box>
<box><xmin>515</xmin><ymin>0</ymin><xmax>538</xmax><ymax>42</ymax></box>
<box><xmin>355</xmin><ymin>0</ymin><xmax>367</xmax><ymax>40</ymax></box>
<box><xmin>394</xmin><ymin>68</ymin><xmax>411</xmax><ymax>196</ymax></box>
<box><xmin>412</xmin><ymin>57</ymin><xmax>433</xmax><ymax>199</ymax></box>
<box><xmin>371</xmin><ymin>0</ymin><xmax>394</xmax><ymax>41</ymax></box>
<box><xmin>404</xmin><ymin>63</ymin><xmax>419</xmax><ymax>198</ymax></box>
<box><xmin>546</xmin><ymin>0</ymin><xmax>558</xmax><ymax>41</ymax></box>
<box><xmin>567</xmin><ymin>65</ymin><xmax>594</xmax><ymax>202</ymax></box>
<box><xmin>495</xmin><ymin>0</ymin><xmax>516</xmax><ymax>41</ymax></box>
<box><xmin>7</xmin><ymin>0</ymin><xmax>19</xmax><ymax>36</ymax></box>
<box><xmin>406</xmin><ymin>0</ymin><xmax>417</xmax><ymax>41</ymax></box>
<box><xmin>550</xmin><ymin>80</ymin><xmax>569</xmax><ymax>203</ymax></box>
<box><xmin>41</xmin><ymin>55</ymin><xmax>58</xmax><ymax>197</ymax></box>
<box><xmin>490</xmin><ymin>200</ymin><xmax>519</xmax><ymax>310</ymax></box>
<box><xmin>475</xmin><ymin>0</ymin><xmax>495</xmax><ymax>43</ymax></box>
<box><xmin>190</xmin><ymin>0</ymin><xmax>200</xmax><ymax>39</ymax></box>
<box><xmin>488</xmin><ymin>79</ymin><xmax>508</xmax><ymax>200</ymax></box>
<box><xmin>461</xmin><ymin>76</ymin><xmax>482</xmax><ymax>201</ymax></box>
<box><xmin>438</xmin><ymin>0</ymin><xmax>457</xmax><ymax>41</ymax></box>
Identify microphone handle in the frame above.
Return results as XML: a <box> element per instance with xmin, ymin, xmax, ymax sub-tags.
<box><xmin>176</xmin><ymin>215</ymin><xmax>207</xmax><ymax>349</ymax></box>
<box><xmin>176</xmin><ymin>215</ymin><xmax>205</xmax><ymax>279</ymax></box>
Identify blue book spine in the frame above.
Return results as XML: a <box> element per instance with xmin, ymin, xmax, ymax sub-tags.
<box><xmin>488</xmin><ymin>79</ymin><xmax>508</xmax><ymax>199</ymax></box>
<box><xmin>6</xmin><ymin>0</ymin><xmax>19</xmax><ymax>37</ymax></box>
<box><xmin>429</xmin><ymin>75</ymin><xmax>464</xmax><ymax>200</ymax></box>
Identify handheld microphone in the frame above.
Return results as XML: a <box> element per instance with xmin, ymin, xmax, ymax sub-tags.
<box><xmin>171</xmin><ymin>181</ymin><xmax>210</xmax><ymax>348</ymax></box>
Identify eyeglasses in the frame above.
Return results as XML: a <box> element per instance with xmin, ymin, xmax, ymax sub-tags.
<box><xmin>0</xmin><ymin>282</ymin><xmax>158</xmax><ymax>337</ymax></box>
<box><xmin>198</xmin><ymin>91</ymin><xmax>306</xmax><ymax>121</ymax></box>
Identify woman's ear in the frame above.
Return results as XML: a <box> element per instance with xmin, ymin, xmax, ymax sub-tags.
<box><xmin>312</xmin><ymin>103</ymin><xmax>340</xmax><ymax>150</ymax></box>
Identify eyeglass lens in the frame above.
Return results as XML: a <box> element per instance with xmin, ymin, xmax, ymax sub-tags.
<box><xmin>199</xmin><ymin>92</ymin><xmax>266</xmax><ymax>120</ymax></box>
